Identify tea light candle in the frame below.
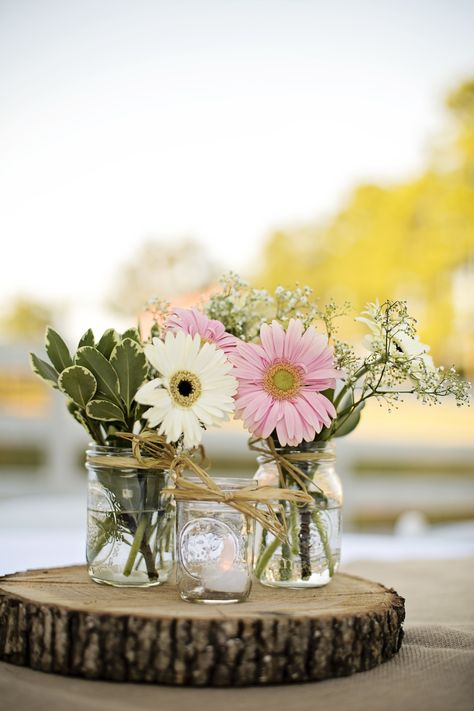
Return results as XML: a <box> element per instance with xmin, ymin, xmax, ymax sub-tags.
<box><xmin>201</xmin><ymin>535</ymin><xmax>249</xmax><ymax>594</ymax></box>
<box><xmin>202</xmin><ymin>565</ymin><xmax>249</xmax><ymax>593</ymax></box>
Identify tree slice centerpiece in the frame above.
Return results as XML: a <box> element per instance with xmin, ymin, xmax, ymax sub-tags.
<box><xmin>0</xmin><ymin>565</ymin><xmax>404</xmax><ymax>686</ymax></box>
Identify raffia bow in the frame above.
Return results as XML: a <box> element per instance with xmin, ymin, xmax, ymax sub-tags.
<box><xmin>104</xmin><ymin>432</ymin><xmax>313</xmax><ymax>539</ymax></box>
<box><xmin>249</xmin><ymin>437</ymin><xmax>332</xmax><ymax>495</ymax></box>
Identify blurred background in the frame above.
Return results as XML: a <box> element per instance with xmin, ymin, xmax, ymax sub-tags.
<box><xmin>1</xmin><ymin>0</ymin><xmax>473</xmax><ymax>572</ymax></box>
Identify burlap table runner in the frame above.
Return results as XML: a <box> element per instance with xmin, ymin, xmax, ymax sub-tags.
<box><xmin>1</xmin><ymin>558</ymin><xmax>473</xmax><ymax>711</ymax></box>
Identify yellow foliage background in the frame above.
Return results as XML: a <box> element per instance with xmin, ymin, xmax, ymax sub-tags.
<box><xmin>256</xmin><ymin>81</ymin><xmax>474</xmax><ymax>372</ymax></box>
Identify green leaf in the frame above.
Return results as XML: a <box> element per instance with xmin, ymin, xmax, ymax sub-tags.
<box><xmin>45</xmin><ymin>327</ymin><xmax>73</xmax><ymax>373</ymax></box>
<box><xmin>336</xmin><ymin>389</ymin><xmax>355</xmax><ymax>412</ymax></box>
<box><xmin>121</xmin><ymin>327</ymin><xmax>141</xmax><ymax>343</ymax></box>
<box><xmin>58</xmin><ymin>365</ymin><xmax>97</xmax><ymax>408</ymax></box>
<box><xmin>78</xmin><ymin>329</ymin><xmax>95</xmax><ymax>348</ymax></box>
<box><xmin>29</xmin><ymin>353</ymin><xmax>59</xmax><ymax>388</ymax></box>
<box><xmin>75</xmin><ymin>346</ymin><xmax>122</xmax><ymax>405</ymax></box>
<box><xmin>110</xmin><ymin>338</ymin><xmax>147</xmax><ymax>414</ymax></box>
<box><xmin>66</xmin><ymin>400</ymin><xmax>95</xmax><ymax>438</ymax></box>
<box><xmin>86</xmin><ymin>399</ymin><xmax>126</xmax><ymax>423</ymax></box>
<box><xmin>97</xmin><ymin>329</ymin><xmax>121</xmax><ymax>359</ymax></box>
<box><xmin>333</xmin><ymin>399</ymin><xmax>365</xmax><ymax>438</ymax></box>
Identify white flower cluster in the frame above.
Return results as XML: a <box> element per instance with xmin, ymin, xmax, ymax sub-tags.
<box><xmin>204</xmin><ymin>273</ymin><xmax>325</xmax><ymax>341</ymax></box>
<box><xmin>349</xmin><ymin>300</ymin><xmax>469</xmax><ymax>408</ymax></box>
<box><xmin>204</xmin><ymin>273</ymin><xmax>274</xmax><ymax>342</ymax></box>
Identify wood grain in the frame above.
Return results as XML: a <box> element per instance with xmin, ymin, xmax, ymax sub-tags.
<box><xmin>0</xmin><ymin>565</ymin><xmax>405</xmax><ymax>686</ymax></box>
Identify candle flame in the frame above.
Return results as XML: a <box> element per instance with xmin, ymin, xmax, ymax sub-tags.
<box><xmin>220</xmin><ymin>536</ymin><xmax>236</xmax><ymax>571</ymax></box>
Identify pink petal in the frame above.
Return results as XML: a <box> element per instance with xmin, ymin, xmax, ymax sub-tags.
<box><xmin>276</xmin><ymin>417</ymin><xmax>290</xmax><ymax>446</ymax></box>
<box><xmin>260</xmin><ymin>402</ymin><xmax>282</xmax><ymax>438</ymax></box>
<box><xmin>260</xmin><ymin>323</ymin><xmax>276</xmax><ymax>358</ymax></box>
<box><xmin>270</xmin><ymin>321</ymin><xmax>285</xmax><ymax>358</ymax></box>
<box><xmin>283</xmin><ymin>319</ymin><xmax>303</xmax><ymax>360</ymax></box>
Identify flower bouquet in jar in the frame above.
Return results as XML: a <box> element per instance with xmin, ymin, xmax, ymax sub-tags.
<box><xmin>198</xmin><ymin>274</ymin><xmax>470</xmax><ymax>587</ymax></box>
<box><xmin>30</xmin><ymin>326</ymin><xmax>179</xmax><ymax>585</ymax></box>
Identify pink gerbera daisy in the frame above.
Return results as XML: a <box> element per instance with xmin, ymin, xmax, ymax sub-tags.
<box><xmin>232</xmin><ymin>319</ymin><xmax>340</xmax><ymax>446</ymax></box>
<box><xmin>165</xmin><ymin>308</ymin><xmax>238</xmax><ymax>355</ymax></box>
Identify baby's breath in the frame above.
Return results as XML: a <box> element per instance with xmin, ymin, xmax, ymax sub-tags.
<box><xmin>204</xmin><ymin>273</ymin><xmax>273</xmax><ymax>342</ymax></box>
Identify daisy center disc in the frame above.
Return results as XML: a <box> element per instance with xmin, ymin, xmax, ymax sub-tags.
<box><xmin>169</xmin><ymin>370</ymin><xmax>202</xmax><ymax>408</ymax></box>
<box><xmin>264</xmin><ymin>362</ymin><xmax>302</xmax><ymax>399</ymax></box>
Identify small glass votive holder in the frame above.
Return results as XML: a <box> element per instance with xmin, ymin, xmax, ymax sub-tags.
<box><xmin>176</xmin><ymin>478</ymin><xmax>254</xmax><ymax>604</ymax></box>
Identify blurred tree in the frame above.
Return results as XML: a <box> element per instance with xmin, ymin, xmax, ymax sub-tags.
<box><xmin>257</xmin><ymin>80</ymin><xmax>474</xmax><ymax>367</ymax></box>
<box><xmin>0</xmin><ymin>296</ymin><xmax>54</xmax><ymax>342</ymax></box>
<box><xmin>446</xmin><ymin>79</ymin><xmax>474</xmax><ymax>170</ymax></box>
<box><xmin>107</xmin><ymin>238</ymin><xmax>219</xmax><ymax>317</ymax></box>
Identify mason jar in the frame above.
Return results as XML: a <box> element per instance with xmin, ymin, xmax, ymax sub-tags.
<box><xmin>86</xmin><ymin>444</ymin><xmax>175</xmax><ymax>587</ymax></box>
<box><xmin>253</xmin><ymin>440</ymin><xmax>342</xmax><ymax>588</ymax></box>
<box><xmin>176</xmin><ymin>478</ymin><xmax>254</xmax><ymax>603</ymax></box>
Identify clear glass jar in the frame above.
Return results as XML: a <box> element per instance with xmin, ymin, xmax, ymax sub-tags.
<box><xmin>86</xmin><ymin>444</ymin><xmax>175</xmax><ymax>587</ymax></box>
<box><xmin>253</xmin><ymin>440</ymin><xmax>342</xmax><ymax>588</ymax></box>
<box><xmin>176</xmin><ymin>478</ymin><xmax>254</xmax><ymax>603</ymax></box>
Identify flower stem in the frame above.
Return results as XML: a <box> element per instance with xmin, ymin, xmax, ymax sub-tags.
<box><xmin>311</xmin><ymin>510</ymin><xmax>335</xmax><ymax>577</ymax></box>
<box><xmin>298</xmin><ymin>507</ymin><xmax>312</xmax><ymax>579</ymax></box>
<box><xmin>254</xmin><ymin>535</ymin><xmax>281</xmax><ymax>578</ymax></box>
<box><xmin>279</xmin><ymin>534</ymin><xmax>292</xmax><ymax>580</ymax></box>
<box><xmin>123</xmin><ymin>515</ymin><xmax>148</xmax><ymax>577</ymax></box>
<box><xmin>333</xmin><ymin>356</ymin><xmax>384</xmax><ymax>409</ymax></box>
<box><xmin>289</xmin><ymin>503</ymin><xmax>299</xmax><ymax>555</ymax></box>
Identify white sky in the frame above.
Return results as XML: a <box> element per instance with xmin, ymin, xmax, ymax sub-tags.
<box><xmin>1</xmin><ymin>0</ymin><xmax>474</xmax><ymax>317</ymax></box>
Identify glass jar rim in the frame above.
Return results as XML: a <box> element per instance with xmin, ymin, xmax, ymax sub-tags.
<box><xmin>259</xmin><ymin>439</ymin><xmax>335</xmax><ymax>458</ymax></box>
<box><xmin>86</xmin><ymin>442</ymin><xmax>134</xmax><ymax>457</ymax></box>
<box><xmin>181</xmin><ymin>475</ymin><xmax>254</xmax><ymax>491</ymax></box>
<box><xmin>85</xmin><ymin>442</ymin><xmax>170</xmax><ymax>473</ymax></box>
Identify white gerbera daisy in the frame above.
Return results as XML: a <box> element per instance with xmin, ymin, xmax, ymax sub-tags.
<box><xmin>135</xmin><ymin>330</ymin><xmax>237</xmax><ymax>448</ymax></box>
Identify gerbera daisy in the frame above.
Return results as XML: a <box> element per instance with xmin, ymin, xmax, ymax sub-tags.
<box><xmin>135</xmin><ymin>330</ymin><xmax>237</xmax><ymax>448</ymax></box>
<box><xmin>165</xmin><ymin>307</ymin><xmax>238</xmax><ymax>355</ymax></box>
<box><xmin>232</xmin><ymin>319</ymin><xmax>340</xmax><ymax>446</ymax></box>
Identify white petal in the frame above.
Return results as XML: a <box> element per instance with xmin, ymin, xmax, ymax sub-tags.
<box><xmin>143</xmin><ymin>405</ymin><xmax>166</xmax><ymax>428</ymax></box>
<box><xmin>145</xmin><ymin>340</ymin><xmax>173</xmax><ymax>377</ymax></box>
<box><xmin>181</xmin><ymin>410</ymin><xmax>203</xmax><ymax>448</ymax></box>
<box><xmin>191</xmin><ymin>402</ymin><xmax>216</xmax><ymax>425</ymax></box>
<box><xmin>134</xmin><ymin>378</ymin><xmax>164</xmax><ymax>405</ymax></box>
<box><xmin>181</xmin><ymin>333</ymin><xmax>202</xmax><ymax>369</ymax></box>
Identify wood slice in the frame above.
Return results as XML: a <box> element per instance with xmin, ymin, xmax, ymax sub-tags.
<box><xmin>0</xmin><ymin>565</ymin><xmax>404</xmax><ymax>686</ymax></box>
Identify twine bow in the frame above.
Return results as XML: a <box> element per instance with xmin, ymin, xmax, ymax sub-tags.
<box><xmin>110</xmin><ymin>432</ymin><xmax>313</xmax><ymax>539</ymax></box>
<box><xmin>249</xmin><ymin>437</ymin><xmax>333</xmax><ymax>495</ymax></box>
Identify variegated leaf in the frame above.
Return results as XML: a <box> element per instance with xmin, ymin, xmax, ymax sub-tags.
<box><xmin>58</xmin><ymin>365</ymin><xmax>97</xmax><ymax>408</ymax></box>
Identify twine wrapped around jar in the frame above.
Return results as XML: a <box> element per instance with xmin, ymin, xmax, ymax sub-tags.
<box><xmin>248</xmin><ymin>437</ymin><xmax>333</xmax><ymax>495</ymax></box>
<box><xmin>93</xmin><ymin>431</ymin><xmax>313</xmax><ymax>539</ymax></box>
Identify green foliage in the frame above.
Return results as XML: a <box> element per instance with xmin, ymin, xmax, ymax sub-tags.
<box><xmin>96</xmin><ymin>329</ymin><xmax>121</xmax><ymax>359</ymax></box>
<box><xmin>121</xmin><ymin>327</ymin><xmax>141</xmax><ymax>343</ymax></box>
<box><xmin>110</xmin><ymin>338</ymin><xmax>148</xmax><ymax>415</ymax></box>
<box><xmin>29</xmin><ymin>353</ymin><xmax>59</xmax><ymax>388</ymax></box>
<box><xmin>67</xmin><ymin>399</ymin><xmax>100</xmax><ymax>440</ymax></box>
<box><xmin>58</xmin><ymin>366</ymin><xmax>97</xmax><ymax>408</ymax></box>
<box><xmin>86</xmin><ymin>399</ymin><xmax>126</xmax><ymax>423</ymax></box>
<box><xmin>332</xmin><ymin>391</ymin><xmax>365</xmax><ymax>438</ymax></box>
<box><xmin>75</xmin><ymin>346</ymin><xmax>121</xmax><ymax>406</ymax></box>
<box><xmin>45</xmin><ymin>327</ymin><xmax>73</xmax><ymax>372</ymax></box>
<box><xmin>78</xmin><ymin>329</ymin><xmax>95</xmax><ymax>348</ymax></box>
<box><xmin>31</xmin><ymin>325</ymin><xmax>150</xmax><ymax>445</ymax></box>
